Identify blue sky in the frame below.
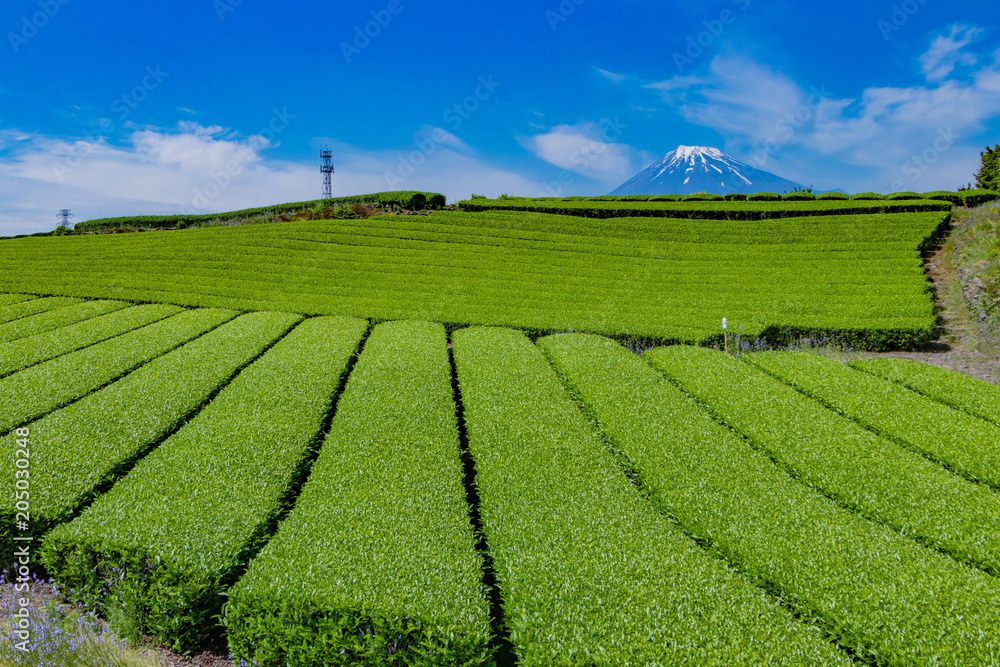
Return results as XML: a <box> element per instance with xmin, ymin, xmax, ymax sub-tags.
<box><xmin>1</xmin><ymin>0</ymin><xmax>998</xmax><ymax>234</ymax></box>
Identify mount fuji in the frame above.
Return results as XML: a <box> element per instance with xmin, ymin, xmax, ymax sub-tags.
<box><xmin>610</xmin><ymin>145</ymin><xmax>808</xmax><ymax>196</ymax></box>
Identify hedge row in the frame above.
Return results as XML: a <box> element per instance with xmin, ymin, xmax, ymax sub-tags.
<box><xmin>0</xmin><ymin>299</ymin><xmax>128</xmax><ymax>344</ymax></box>
<box><xmin>42</xmin><ymin>316</ymin><xmax>368</xmax><ymax>653</ymax></box>
<box><xmin>74</xmin><ymin>191</ymin><xmax>447</xmax><ymax>232</ymax></box>
<box><xmin>0</xmin><ymin>307</ymin><xmax>231</xmax><ymax>435</ymax></box>
<box><xmin>0</xmin><ymin>304</ymin><xmax>180</xmax><ymax>378</ymax></box>
<box><xmin>647</xmin><ymin>345</ymin><xmax>1000</xmax><ymax>576</ymax></box>
<box><xmin>455</xmin><ymin>198</ymin><xmax>953</xmax><ymax>220</ymax></box>
<box><xmin>0</xmin><ymin>296</ymin><xmax>80</xmax><ymax>325</ymax></box>
<box><xmin>746</xmin><ymin>351</ymin><xmax>1000</xmax><ymax>488</ymax></box>
<box><xmin>850</xmin><ymin>357</ymin><xmax>1000</xmax><ymax>427</ymax></box>
<box><xmin>452</xmin><ymin>326</ymin><xmax>852</xmax><ymax>665</ymax></box>
<box><xmin>1</xmin><ymin>311</ymin><xmax>300</xmax><ymax>558</ymax></box>
<box><xmin>539</xmin><ymin>333</ymin><xmax>1000</xmax><ymax>665</ymax></box>
<box><xmin>523</xmin><ymin>190</ymin><xmax>999</xmax><ymax>205</ymax></box>
<box><xmin>226</xmin><ymin>321</ymin><xmax>491</xmax><ymax>666</ymax></box>
<box><xmin>0</xmin><ymin>294</ymin><xmax>34</xmax><ymax>308</ymax></box>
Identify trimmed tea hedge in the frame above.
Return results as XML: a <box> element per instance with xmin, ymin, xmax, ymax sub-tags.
<box><xmin>962</xmin><ymin>189</ymin><xmax>1000</xmax><ymax>207</ymax></box>
<box><xmin>455</xmin><ymin>197</ymin><xmax>951</xmax><ymax>219</ymax></box>
<box><xmin>0</xmin><ymin>299</ymin><xmax>128</xmax><ymax>344</ymax></box>
<box><xmin>746</xmin><ymin>351</ymin><xmax>1000</xmax><ymax>488</ymax></box>
<box><xmin>0</xmin><ymin>296</ymin><xmax>80</xmax><ymax>325</ymax></box>
<box><xmin>226</xmin><ymin>321</ymin><xmax>490</xmax><ymax>667</ymax></box>
<box><xmin>0</xmin><ymin>307</ymin><xmax>236</xmax><ymax>434</ymax></box>
<box><xmin>74</xmin><ymin>192</ymin><xmax>447</xmax><ymax>232</ymax></box>
<box><xmin>452</xmin><ymin>326</ymin><xmax>852</xmax><ymax>666</ymax></box>
<box><xmin>0</xmin><ymin>294</ymin><xmax>35</xmax><ymax>308</ymax></box>
<box><xmin>850</xmin><ymin>357</ymin><xmax>1000</xmax><ymax>426</ymax></box>
<box><xmin>0</xmin><ymin>311</ymin><xmax>300</xmax><ymax>557</ymax></box>
<box><xmin>0</xmin><ymin>304</ymin><xmax>182</xmax><ymax>377</ymax></box>
<box><xmin>539</xmin><ymin>333</ymin><xmax>1000</xmax><ymax>666</ymax></box>
<box><xmin>647</xmin><ymin>345</ymin><xmax>1000</xmax><ymax>576</ymax></box>
<box><xmin>42</xmin><ymin>316</ymin><xmax>368</xmax><ymax>653</ymax></box>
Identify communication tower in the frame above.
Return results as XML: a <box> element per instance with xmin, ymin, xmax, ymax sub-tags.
<box><xmin>320</xmin><ymin>150</ymin><xmax>334</xmax><ymax>199</ymax></box>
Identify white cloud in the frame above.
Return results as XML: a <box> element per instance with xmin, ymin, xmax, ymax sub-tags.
<box><xmin>597</xmin><ymin>68</ymin><xmax>627</xmax><ymax>83</ymax></box>
<box><xmin>415</xmin><ymin>125</ymin><xmax>471</xmax><ymax>153</ymax></box>
<box><xmin>647</xmin><ymin>57</ymin><xmax>817</xmax><ymax>146</ymax></box>
<box><xmin>0</xmin><ymin>123</ymin><xmax>540</xmax><ymax>236</ymax></box>
<box><xmin>919</xmin><ymin>24</ymin><xmax>983</xmax><ymax>81</ymax></box>
<box><xmin>520</xmin><ymin>121</ymin><xmax>648</xmax><ymax>185</ymax></box>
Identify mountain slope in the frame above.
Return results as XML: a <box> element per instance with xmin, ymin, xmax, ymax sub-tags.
<box><xmin>611</xmin><ymin>145</ymin><xmax>806</xmax><ymax>196</ymax></box>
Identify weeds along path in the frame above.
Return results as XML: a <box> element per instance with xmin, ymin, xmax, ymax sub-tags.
<box><xmin>858</xmin><ymin>204</ymin><xmax>1000</xmax><ymax>384</ymax></box>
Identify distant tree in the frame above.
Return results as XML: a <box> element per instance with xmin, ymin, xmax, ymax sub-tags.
<box><xmin>975</xmin><ymin>144</ymin><xmax>1000</xmax><ymax>190</ymax></box>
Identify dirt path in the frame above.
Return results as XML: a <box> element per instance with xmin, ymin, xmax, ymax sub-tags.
<box><xmin>854</xmin><ymin>238</ymin><xmax>1000</xmax><ymax>385</ymax></box>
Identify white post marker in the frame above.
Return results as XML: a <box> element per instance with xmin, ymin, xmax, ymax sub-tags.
<box><xmin>723</xmin><ymin>317</ymin><xmax>728</xmax><ymax>353</ymax></box>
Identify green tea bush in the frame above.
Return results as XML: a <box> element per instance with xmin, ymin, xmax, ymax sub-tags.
<box><xmin>1</xmin><ymin>311</ymin><xmax>300</xmax><ymax>557</ymax></box>
<box><xmin>647</xmin><ymin>345</ymin><xmax>1000</xmax><ymax>576</ymax></box>
<box><xmin>850</xmin><ymin>357</ymin><xmax>1000</xmax><ymax>426</ymax></box>
<box><xmin>540</xmin><ymin>333</ymin><xmax>1000</xmax><ymax>665</ymax></box>
<box><xmin>748</xmin><ymin>192</ymin><xmax>782</xmax><ymax>201</ymax></box>
<box><xmin>0</xmin><ymin>296</ymin><xmax>80</xmax><ymax>325</ymax></box>
<box><xmin>0</xmin><ymin>306</ymin><xmax>237</xmax><ymax>434</ymax></box>
<box><xmin>888</xmin><ymin>191</ymin><xmax>923</xmax><ymax>200</ymax></box>
<box><xmin>682</xmin><ymin>193</ymin><xmax>724</xmax><ymax>201</ymax></box>
<box><xmin>0</xmin><ymin>294</ymin><xmax>35</xmax><ymax>308</ymax></box>
<box><xmin>851</xmin><ymin>192</ymin><xmax>886</xmax><ymax>200</ymax></box>
<box><xmin>723</xmin><ymin>192</ymin><xmax>748</xmax><ymax>201</ymax></box>
<box><xmin>452</xmin><ymin>327</ymin><xmax>853</xmax><ymax>666</ymax></box>
<box><xmin>42</xmin><ymin>316</ymin><xmax>368</xmax><ymax>653</ymax></box>
<box><xmin>226</xmin><ymin>321</ymin><xmax>490</xmax><ymax>667</ymax></box>
<box><xmin>922</xmin><ymin>191</ymin><xmax>965</xmax><ymax>205</ymax></box>
<box><xmin>962</xmin><ymin>189</ymin><xmax>1000</xmax><ymax>207</ymax></box>
<box><xmin>747</xmin><ymin>351</ymin><xmax>1000</xmax><ymax>487</ymax></box>
<box><xmin>817</xmin><ymin>192</ymin><xmax>850</xmax><ymax>200</ymax></box>
<box><xmin>0</xmin><ymin>304</ymin><xmax>181</xmax><ymax>377</ymax></box>
<box><xmin>75</xmin><ymin>192</ymin><xmax>446</xmax><ymax>232</ymax></box>
<box><xmin>782</xmin><ymin>192</ymin><xmax>816</xmax><ymax>201</ymax></box>
<box><xmin>0</xmin><ymin>300</ymin><xmax>128</xmax><ymax>344</ymax></box>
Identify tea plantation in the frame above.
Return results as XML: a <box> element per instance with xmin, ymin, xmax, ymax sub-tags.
<box><xmin>2</xmin><ymin>198</ymin><xmax>998</xmax><ymax>666</ymax></box>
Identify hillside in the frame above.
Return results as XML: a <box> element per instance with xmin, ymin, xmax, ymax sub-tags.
<box><xmin>0</xmin><ymin>208</ymin><xmax>950</xmax><ymax>348</ymax></box>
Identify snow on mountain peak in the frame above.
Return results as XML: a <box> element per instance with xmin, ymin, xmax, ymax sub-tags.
<box><xmin>672</xmin><ymin>145</ymin><xmax>724</xmax><ymax>160</ymax></box>
<box><xmin>610</xmin><ymin>144</ymin><xmax>811</xmax><ymax>196</ymax></box>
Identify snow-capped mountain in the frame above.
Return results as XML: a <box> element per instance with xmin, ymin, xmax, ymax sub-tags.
<box><xmin>610</xmin><ymin>145</ymin><xmax>807</xmax><ymax>196</ymax></box>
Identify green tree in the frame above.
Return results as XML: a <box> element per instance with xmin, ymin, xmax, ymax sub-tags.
<box><xmin>975</xmin><ymin>144</ymin><xmax>1000</xmax><ymax>190</ymax></box>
